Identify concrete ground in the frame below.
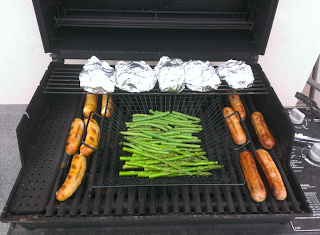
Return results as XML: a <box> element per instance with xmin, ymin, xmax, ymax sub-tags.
<box><xmin>0</xmin><ymin>105</ymin><xmax>27</xmax><ymax>235</ymax></box>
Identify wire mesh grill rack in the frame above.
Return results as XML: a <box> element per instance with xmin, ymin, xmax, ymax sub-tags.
<box><xmin>54</xmin><ymin>9</ymin><xmax>254</xmax><ymax>30</ymax></box>
<box><xmin>92</xmin><ymin>94</ymin><xmax>245</xmax><ymax>187</ymax></box>
<box><xmin>42</xmin><ymin>64</ymin><xmax>269</xmax><ymax>95</ymax></box>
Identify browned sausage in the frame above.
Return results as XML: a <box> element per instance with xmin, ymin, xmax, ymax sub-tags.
<box><xmin>255</xmin><ymin>149</ymin><xmax>287</xmax><ymax>200</ymax></box>
<box><xmin>65</xmin><ymin>118</ymin><xmax>84</xmax><ymax>155</ymax></box>
<box><xmin>56</xmin><ymin>153</ymin><xmax>86</xmax><ymax>201</ymax></box>
<box><xmin>227</xmin><ymin>93</ymin><xmax>246</xmax><ymax>121</ymax></box>
<box><xmin>223</xmin><ymin>107</ymin><xmax>247</xmax><ymax>145</ymax></box>
<box><xmin>83</xmin><ymin>94</ymin><xmax>98</xmax><ymax>118</ymax></box>
<box><xmin>101</xmin><ymin>94</ymin><xmax>113</xmax><ymax>117</ymax></box>
<box><xmin>251</xmin><ymin>111</ymin><xmax>276</xmax><ymax>149</ymax></box>
<box><xmin>80</xmin><ymin>118</ymin><xmax>100</xmax><ymax>157</ymax></box>
<box><xmin>239</xmin><ymin>151</ymin><xmax>266</xmax><ymax>202</ymax></box>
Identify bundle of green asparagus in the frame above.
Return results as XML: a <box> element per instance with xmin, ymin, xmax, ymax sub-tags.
<box><xmin>119</xmin><ymin>110</ymin><xmax>223</xmax><ymax>179</ymax></box>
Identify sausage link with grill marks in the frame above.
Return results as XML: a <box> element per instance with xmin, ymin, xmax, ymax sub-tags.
<box><xmin>101</xmin><ymin>94</ymin><xmax>113</xmax><ymax>117</ymax></box>
<box><xmin>223</xmin><ymin>107</ymin><xmax>247</xmax><ymax>145</ymax></box>
<box><xmin>83</xmin><ymin>94</ymin><xmax>98</xmax><ymax>118</ymax></box>
<box><xmin>56</xmin><ymin>153</ymin><xmax>86</xmax><ymax>201</ymax></box>
<box><xmin>80</xmin><ymin>118</ymin><xmax>100</xmax><ymax>157</ymax></box>
<box><xmin>252</xmin><ymin>111</ymin><xmax>275</xmax><ymax>149</ymax></box>
<box><xmin>255</xmin><ymin>149</ymin><xmax>287</xmax><ymax>201</ymax></box>
<box><xmin>227</xmin><ymin>93</ymin><xmax>246</xmax><ymax>121</ymax></box>
<box><xmin>239</xmin><ymin>151</ymin><xmax>266</xmax><ymax>202</ymax></box>
<box><xmin>65</xmin><ymin>118</ymin><xmax>84</xmax><ymax>155</ymax></box>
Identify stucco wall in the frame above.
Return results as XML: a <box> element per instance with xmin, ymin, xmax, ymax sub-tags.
<box><xmin>0</xmin><ymin>1</ymin><xmax>319</xmax><ymax>105</ymax></box>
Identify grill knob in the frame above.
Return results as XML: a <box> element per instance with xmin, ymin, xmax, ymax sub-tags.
<box><xmin>309</xmin><ymin>143</ymin><xmax>320</xmax><ymax>162</ymax></box>
<box><xmin>289</xmin><ymin>108</ymin><xmax>305</xmax><ymax>124</ymax></box>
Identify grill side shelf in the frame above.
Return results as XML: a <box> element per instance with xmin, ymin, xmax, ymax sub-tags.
<box><xmin>8</xmin><ymin>95</ymin><xmax>83</xmax><ymax>215</ymax></box>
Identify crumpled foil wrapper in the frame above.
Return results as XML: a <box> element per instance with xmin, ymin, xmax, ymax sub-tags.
<box><xmin>155</xmin><ymin>56</ymin><xmax>185</xmax><ymax>92</ymax></box>
<box><xmin>79</xmin><ymin>56</ymin><xmax>116</xmax><ymax>94</ymax></box>
<box><xmin>184</xmin><ymin>60</ymin><xmax>221</xmax><ymax>92</ymax></box>
<box><xmin>115</xmin><ymin>61</ymin><xmax>156</xmax><ymax>93</ymax></box>
<box><xmin>216</xmin><ymin>60</ymin><xmax>254</xmax><ymax>89</ymax></box>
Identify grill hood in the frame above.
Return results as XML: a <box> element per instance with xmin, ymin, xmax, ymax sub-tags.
<box><xmin>33</xmin><ymin>0</ymin><xmax>278</xmax><ymax>62</ymax></box>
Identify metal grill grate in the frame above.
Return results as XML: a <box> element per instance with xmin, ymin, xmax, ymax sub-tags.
<box><xmin>42</xmin><ymin>64</ymin><xmax>269</xmax><ymax>95</ymax></box>
<box><xmin>3</xmin><ymin>94</ymin><xmax>308</xmax><ymax>224</ymax></box>
<box><xmin>92</xmin><ymin>94</ymin><xmax>245</xmax><ymax>187</ymax></box>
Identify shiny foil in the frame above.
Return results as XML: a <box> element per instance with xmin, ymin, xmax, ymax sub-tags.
<box><xmin>155</xmin><ymin>56</ymin><xmax>185</xmax><ymax>92</ymax></box>
<box><xmin>184</xmin><ymin>60</ymin><xmax>221</xmax><ymax>92</ymax></box>
<box><xmin>79</xmin><ymin>56</ymin><xmax>116</xmax><ymax>94</ymax></box>
<box><xmin>115</xmin><ymin>61</ymin><xmax>156</xmax><ymax>93</ymax></box>
<box><xmin>216</xmin><ymin>60</ymin><xmax>254</xmax><ymax>89</ymax></box>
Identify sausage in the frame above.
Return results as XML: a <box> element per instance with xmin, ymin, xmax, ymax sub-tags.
<box><xmin>239</xmin><ymin>151</ymin><xmax>266</xmax><ymax>202</ymax></box>
<box><xmin>83</xmin><ymin>94</ymin><xmax>98</xmax><ymax>118</ymax></box>
<box><xmin>80</xmin><ymin>118</ymin><xmax>100</xmax><ymax>157</ymax></box>
<box><xmin>254</xmin><ymin>149</ymin><xmax>287</xmax><ymax>200</ymax></box>
<box><xmin>65</xmin><ymin>118</ymin><xmax>84</xmax><ymax>155</ymax></box>
<box><xmin>223</xmin><ymin>107</ymin><xmax>247</xmax><ymax>145</ymax></box>
<box><xmin>251</xmin><ymin>111</ymin><xmax>276</xmax><ymax>149</ymax></box>
<box><xmin>227</xmin><ymin>93</ymin><xmax>246</xmax><ymax>121</ymax></box>
<box><xmin>101</xmin><ymin>94</ymin><xmax>113</xmax><ymax>117</ymax></box>
<box><xmin>56</xmin><ymin>153</ymin><xmax>86</xmax><ymax>201</ymax></box>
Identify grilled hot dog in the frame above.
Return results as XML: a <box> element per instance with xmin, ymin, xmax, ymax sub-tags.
<box><xmin>239</xmin><ymin>151</ymin><xmax>266</xmax><ymax>202</ymax></box>
<box><xmin>56</xmin><ymin>153</ymin><xmax>86</xmax><ymax>201</ymax></box>
<box><xmin>251</xmin><ymin>111</ymin><xmax>275</xmax><ymax>149</ymax></box>
<box><xmin>101</xmin><ymin>94</ymin><xmax>113</xmax><ymax>117</ymax></box>
<box><xmin>227</xmin><ymin>93</ymin><xmax>246</xmax><ymax>121</ymax></box>
<box><xmin>65</xmin><ymin>118</ymin><xmax>84</xmax><ymax>155</ymax></box>
<box><xmin>80</xmin><ymin>118</ymin><xmax>100</xmax><ymax>157</ymax></box>
<box><xmin>223</xmin><ymin>107</ymin><xmax>247</xmax><ymax>145</ymax></box>
<box><xmin>255</xmin><ymin>149</ymin><xmax>287</xmax><ymax>200</ymax></box>
<box><xmin>83</xmin><ymin>94</ymin><xmax>98</xmax><ymax>118</ymax></box>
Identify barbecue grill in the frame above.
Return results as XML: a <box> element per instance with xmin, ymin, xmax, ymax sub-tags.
<box><xmin>1</xmin><ymin>0</ymin><xmax>311</xmax><ymax>233</ymax></box>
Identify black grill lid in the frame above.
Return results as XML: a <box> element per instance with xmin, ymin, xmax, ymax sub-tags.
<box><xmin>33</xmin><ymin>0</ymin><xmax>278</xmax><ymax>62</ymax></box>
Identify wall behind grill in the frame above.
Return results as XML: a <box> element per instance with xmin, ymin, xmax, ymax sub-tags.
<box><xmin>0</xmin><ymin>0</ymin><xmax>319</xmax><ymax>106</ymax></box>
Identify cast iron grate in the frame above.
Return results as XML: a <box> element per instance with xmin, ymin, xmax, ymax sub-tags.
<box><xmin>92</xmin><ymin>94</ymin><xmax>245</xmax><ymax>187</ymax></box>
<box><xmin>3</xmin><ymin>94</ymin><xmax>307</xmax><ymax>222</ymax></box>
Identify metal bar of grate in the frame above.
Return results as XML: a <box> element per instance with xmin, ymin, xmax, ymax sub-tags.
<box><xmin>103</xmin><ymin>188</ymin><xmax>115</xmax><ymax>215</ymax></box>
<box><xmin>192</xmin><ymin>186</ymin><xmax>202</xmax><ymax>213</ymax></box>
<box><xmin>127</xmin><ymin>187</ymin><xmax>135</xmax><ymax>215</ymax></box>
<box><xmin>115</xmin><ymin>188</ymin><xmax>125</xmax><ymax>215</ymax></box>
<box><xmin>162</xmin><ymin>187</ymin><xmax>168</xmax><ymax>214</ymax></box>
<box><xmin>150</xmin><ymin>187</ymin><xmax>157</xmax><ymax>214</ymax></box>
<box><xmin>203</xmin><ymin>186</ymin><xmax>213</xmax><ymax>213</ymax></box>
<box><xmin>139</xmin><ymin>187</ymin><xmax>146</xmax><ymax>215</ymax></box>
<box><xmin>182</xmin><ymin>186</ymin><xmax>191</xmax><ymax>213</ymax></box>
<box><xmin>234</xmin><ymin>186</ymin><xmax>246</xmax><ymax>213</ymax></box>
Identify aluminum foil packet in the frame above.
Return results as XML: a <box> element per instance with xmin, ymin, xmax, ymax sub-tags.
<box><xmin>155</xmin><ymin>56</ymin><xmax>185</xmax><ymax>92</ymax></box>
<box><xmin>79</xmin><ymin>56</ymin><xmax>116</xmax><ymax>94</ymax></box>
<box><xmin>184</xmin><ymin>60</ymin><xmax>221</xmax><ymax>92</ymax></box>
<box><xmin>216</xmin><ymin>60</ymin><xmax>254</xmax><ymax>89</ymax></box>
<box><xmin>115</xmin><ymin>61</ymin><xmax>156</xmax><ymax>93</ymax></box>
